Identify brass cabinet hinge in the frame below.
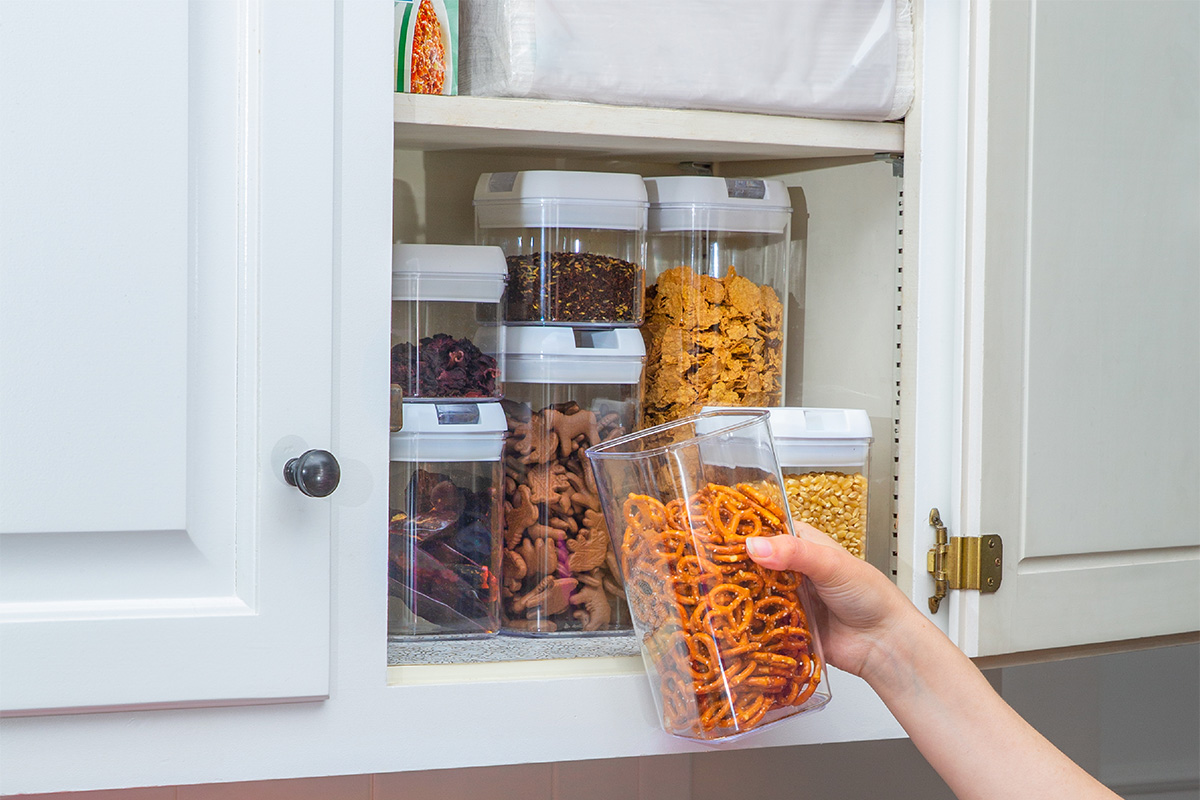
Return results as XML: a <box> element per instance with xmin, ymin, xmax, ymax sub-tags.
<box><xmin>926</xmin><ymin>508</ymin><xmax>1003</xmax><ymax>613</ymax></box>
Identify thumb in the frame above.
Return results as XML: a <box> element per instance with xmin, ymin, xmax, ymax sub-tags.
<box><xmin>746</xmin><ymin>533</ymin><xmax>854</xmax><ymax>592</ymax></box>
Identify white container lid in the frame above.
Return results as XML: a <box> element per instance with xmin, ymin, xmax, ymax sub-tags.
<box><xmin>645</xmin><ymin>176</ymin><xmax>792</xmax><ymax>234</ymax></box>
<box><xmin>392</xmin><ymin>243</ymin><xmax>507</xmax><ymax>303</ymax></box>
<box><xmin>474</xmin><ymin>171</ymin><xmax>648</xmax><ymax>231</ymax></box>
<box><xmin>500</xmin><ymin>326</ymin><xmax>645</xmax><ymax>384</ymax></box>
<box><xmin>702</xmin><ymin>406</ymin><xmax>873</xmax><ymax>468</ymax></box>
<box><xmin>391</xmin><ymin>402</ymin><xmax>507</xmax><ymax>462</ymax></box>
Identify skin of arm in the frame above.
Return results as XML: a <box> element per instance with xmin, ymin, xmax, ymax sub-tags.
<box><xmin>745</xmin><ymin>523</ymin><xmax>1120</xmax><ymax>800</ymax></box>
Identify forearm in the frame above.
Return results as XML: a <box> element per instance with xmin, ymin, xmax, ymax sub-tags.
<box><xmin>864</xmin><ymin>610</ymin><xmax>1119</xmax><ymax>800</ymax></box>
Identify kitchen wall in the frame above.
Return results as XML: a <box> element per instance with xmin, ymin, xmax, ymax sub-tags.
<box><xmin>9</xmin><ymin>644</ymin><xmax>1197</xmax><ymax>800</ymax></box>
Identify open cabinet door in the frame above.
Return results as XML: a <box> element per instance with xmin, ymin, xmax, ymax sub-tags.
<box><xmin>0</xmin><ymin>0</ymin><xmax>337</xmax><ymax>713</ymax></box>
<box><xmin>951</xmin><ymin>0</ymin><xmax>1199</xmax><ymax>658</ymax></box>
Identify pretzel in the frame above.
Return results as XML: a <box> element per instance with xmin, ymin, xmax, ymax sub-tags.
<box><xmin>620</xmin><ymin>482</ymin><xmax>824</xmax><ymax>739</ymax></box>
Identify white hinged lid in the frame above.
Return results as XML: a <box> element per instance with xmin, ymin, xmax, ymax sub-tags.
<box><xmin>703</xmin><ymin>406</ymin><xmax>873</xmax><ymax>468</ymax></box>
<box><xmin>499</xmin><ymin>326</ymin><xmax>645</xmax><ymax>384</ymax></box>
<box><xmin>474</xmin><ymin>170</ymin><xmax>648</xmax><ymax>231</ymax></box>
<box><xmin>645</xmin><ymin>176</ymin><xmax>792</xmax><ymax>234</ymax></box>
<box><xmin>392</xmin><ymin>243</ymin><xmax>508</xmax><ymax>303</ymax></box>
<box><xmin>391</xmin><ymin>402</ymin><xmax>507</xmax><ymax>462</ymax></box>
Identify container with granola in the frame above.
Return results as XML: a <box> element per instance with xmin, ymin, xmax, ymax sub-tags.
<box><xmin>641</xmin><ymin>176</ymin><xmax>792</xmax><ymax>426</ymax></box>
<box><xmin>473</xmin><ymin>170</ymin><xmax>647</xmax><ymax>326</ymax></box>
<box><xmin>763</xmin><ymin>407</ymin><xmax>873</xmax><ymax>561</ymax></box>
<box><xmin>388</xmin><ymin>402</ymin><xmax>507</xmax><ymax>640</ymax></box>
<box><xmin>494</xmin><ymin>326</ymin><xmax>645</xmax><ymax>636</ymax></box>
<box><xmin>391</xmin><ymin>243</ymin><xmax>507</xmax><ymax>402</ymax></box>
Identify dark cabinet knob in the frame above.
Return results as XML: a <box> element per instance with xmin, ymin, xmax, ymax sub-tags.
<box><xmin>284</xmin><ymin>449</ymin><xmax>341</xmax><ymax>497</ymax></box>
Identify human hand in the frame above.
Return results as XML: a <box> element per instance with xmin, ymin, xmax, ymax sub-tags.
<box><xmin>748</xmin><ymin>526</ymin><xmax>1124</xmax><ymax>800</ymax></box>
<box><xmin>745</xmin><ymin>521</ymin><xmax>924</xmax><ymax>684</ymax></box>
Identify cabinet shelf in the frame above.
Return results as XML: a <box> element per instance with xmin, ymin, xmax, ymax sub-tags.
<box><xmin>394</xmin><ymin>94</ymin><xmax>905</xmax><ymax>162</ymax></box>
<box><xmin>388</xmin><ymin>633</ymin><xmax>640</xmax><ymax>669</ymax></box>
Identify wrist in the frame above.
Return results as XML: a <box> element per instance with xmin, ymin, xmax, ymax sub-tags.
<box><xmin>857</xmin><ymin>602</ymin><xmax>950</xmax><ymax>699</ymax></box>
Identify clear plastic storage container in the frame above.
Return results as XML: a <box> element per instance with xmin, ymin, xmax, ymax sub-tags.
<box><xmin>388</xmin><ymin>402</ymin><xmax>507</xmax><ymax>639</ymax></box>
<box><xmin>765</xmin><ymin>407</ymin><xmax>873</xmax><ymax>561</ymax></box>
<box><xmin>586</xmin><ymin>410</ymin><xmax>830</xmax><ymax>741</ymax></box>
<box><xmin>391</xmin><ymin>243</ymin><xmax>507</xmax><ymax>402</ymax></box>
<box><xmin>641</xmin><ymin>176</ymin><xmax>792</xmax><ymax>426</ymax></box>
<box><xmin>473</xmin><ymin>170</ymin><xmax>647</xmax><ymax>326</ymax></box>
<box><xmin>496</xmin><ymin>326</ymin><xmax>645</xmax><ymax>636</ymax></box>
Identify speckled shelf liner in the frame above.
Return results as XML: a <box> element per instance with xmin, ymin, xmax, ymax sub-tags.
<box><xmin>388</xmin><ymin>632</ymin><xmax>641</xmax><ymax>665</ymax></box>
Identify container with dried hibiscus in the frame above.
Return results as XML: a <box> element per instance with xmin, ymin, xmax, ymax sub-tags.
<box><xmin>388</xmin><ymin>402</ymin><xmax>507</xmax><ymax>639</ymax></box>
<box><xmin>495</xmin><ymin>326</ymin><xmax>645</xmax><ymax>636</ymax></box>
<box><xmin>473</xmin><ymin>170</ymin><xmax>647</xmax><ymax>327</ymax></box>
<box><xmin>641</xmin><ymin>176</ymin><xmax>793</xmax><ymax>427</ymax></box>
<box><xmin>391</xmin><ymin>243</ymin><xmax>507</xmax><ymax>402</ymax></box>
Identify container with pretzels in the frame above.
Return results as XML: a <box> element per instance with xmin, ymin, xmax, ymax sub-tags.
<box><xmin>586</xmin><ymin>410</ymin><xmax>830</xmax><ymax>741</ymax></box>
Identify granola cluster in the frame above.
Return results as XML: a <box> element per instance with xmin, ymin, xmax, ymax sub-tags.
<box><xmin>641</xmin><ymin>265</ymin><xmax>784</xmax><ymax>427</ymax></box>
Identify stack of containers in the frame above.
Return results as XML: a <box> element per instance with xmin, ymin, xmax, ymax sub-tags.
<box><xmin>641</xmin><ymin>176</ymin><xmax>793</xmax><ymax>427</ymax></box>
<box><xmin>388</xmin><ymin>244</ymin><xmax>508</xmax><ymax>640</ymax></box>
<box><xmin>474</xmin><ymin>170</ymin><xmax>647</xmax><ymax>636</ymax></box>
<box><xmin>764</xmin><ymin>407</ymin><xmax>874</xmax><ymax>561</ymax></box>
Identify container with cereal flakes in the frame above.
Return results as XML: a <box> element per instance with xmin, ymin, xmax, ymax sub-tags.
<box><xmin>586</xmin><ymin>410</ymin><xmax>831</xmax><ymax>742</ymax></box>
<box><xmin>389</xmin><ymin>402</ymin><xmax>506</xmax><ymax>640</ymax></box>
<box><xmin>758</xmin><ymin>407</ymin><xmax>873</xmax><ymax>561</ymax></box>
<box><xmin>642</xmin><ymin>176</ymin><xmax>792</xmax><ymax>427</ymax></box>
<box><xmin>391</xmin><ymin>243</ymin><xmax>507</xmax><ymax>403</ymax></box>
<box><xmin>488</xmin><ymin>326</ymin><xmax>645</xmax><ymax>636</ymax></box>
<box><xmin>473</xmin><ymin>170</ymin><xmax>647</xmax><ymax>327</ymax></box>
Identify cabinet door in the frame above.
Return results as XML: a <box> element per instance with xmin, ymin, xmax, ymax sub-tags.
<box><xmin>0</xmin><ymin>0</ymin><xmax>336</xmax><ymax>712</ymax></box>
<box><xmin>954</xmin><ymin>0</ymin><xmax>1199</xmax><ymax>656</ymax></box>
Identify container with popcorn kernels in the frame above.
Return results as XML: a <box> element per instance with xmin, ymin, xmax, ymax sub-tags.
<box><xmin>709</xmin><ymin>406</ymin><xmax>874</xmax><ymax>562</ymax></box>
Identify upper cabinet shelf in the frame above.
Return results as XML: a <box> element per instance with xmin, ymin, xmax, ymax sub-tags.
<box><xmin>394</xmin><ymin>94</ymin><xmax>905</xmax><ymax>163</ymax></box>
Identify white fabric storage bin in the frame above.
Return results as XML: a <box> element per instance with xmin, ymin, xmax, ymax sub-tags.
<box><xmin>459</xmin><ymin>0</ymin><xmax>914</xmax><ymax>122</ymax></box>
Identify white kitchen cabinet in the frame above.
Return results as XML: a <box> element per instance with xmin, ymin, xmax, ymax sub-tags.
<box><xmin>947</xmin><ymin>0</ymin><xmax>1199</xmax><ymax>660</ymax></box>
<box><xmin>0</xmin><ymin>0</ymin><xmax>1196</xmax><ymax>796</ymax></box>
<box><xmin>0</xmin><ymin>0</ymin><xmax>353</xmax><ymax>715</ymax></box>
